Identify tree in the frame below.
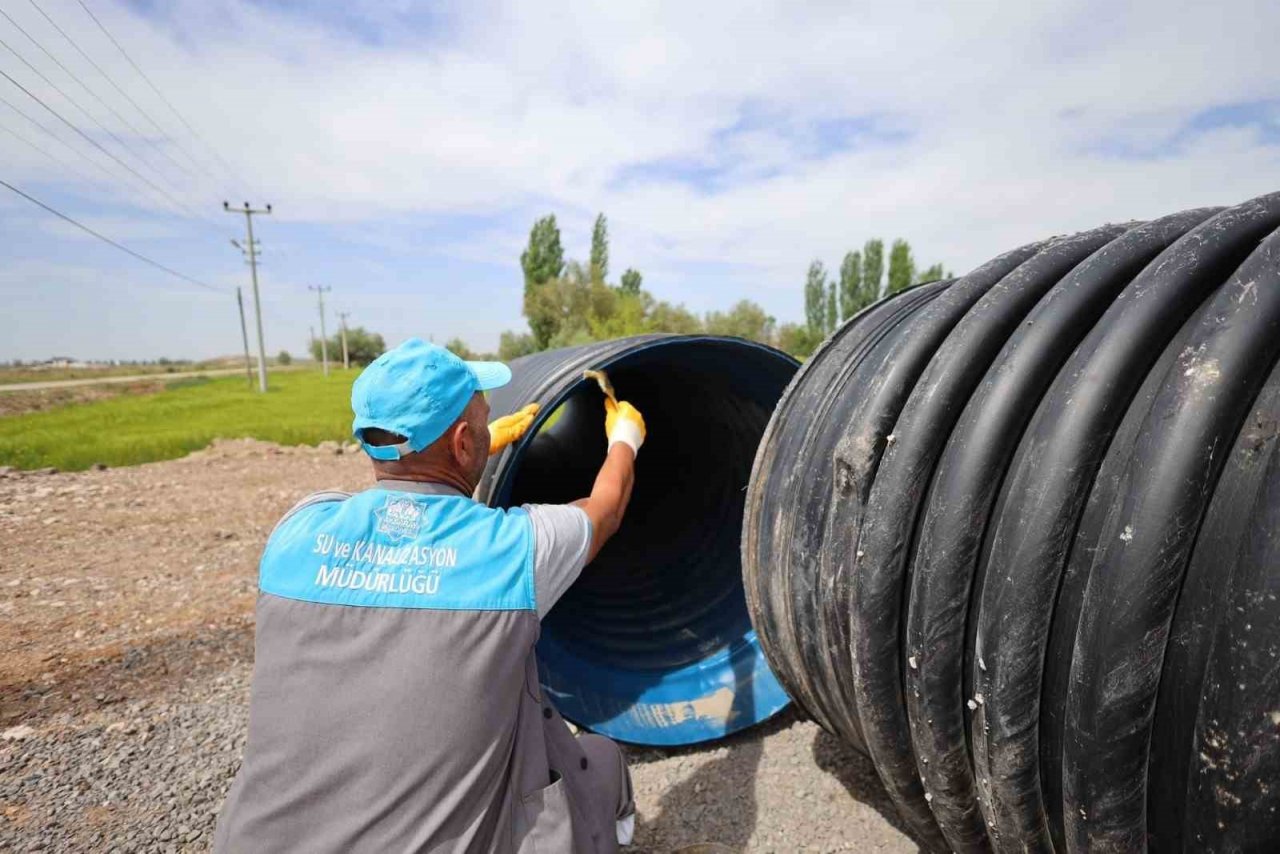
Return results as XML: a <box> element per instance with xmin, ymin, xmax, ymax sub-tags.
<box><xmin>838</xmin><ymin>251</ymin><xmax>862</xmax><ymax>321</ymax></box>
<box><xmin>590</xmin><ymin>213</ymin><xmax>609</xmax><ymax>285</ymax></box>
<box><xmin>647</xmin><ymin>300</ymin><xmax>703</xmax><ymax>335</ymax></box>
<box><xmin>887</xmin><ymin>239</ymin><xmax>916</xmax><ymax>295</ymax></box>
<box><xmin>524</xmin><ymin>261</ymin><xmax>620</xmax><ymax>350</ymax></box>
<box><xmin>520</xmin><ymin>215</ymin><xmax>565</xmax><ymax>290</ymax></box>
<box><xmin>804</xmin><ymin>260</ymin><xmax>827</xmax><ymax>338</ymax></box>
<box><xmin>775</xmin><ymin>323</ymin><xmax>819</xmax><ymax>358</ymax></box>
<box><xmin>514</xmin><ymin>211</ymin><xmax>868</xmax><ymax>354</ymax></box>
<box><xmin>862</xmin><ymin>239</ymin><xmax>885</xmax><ymax>299</ymax></box>
<box><xmin>444</xmin><ymin>337</ymin><xmax>474</xmax><ymax>360</ymax></box>
<box><xmin>521</xmin><ymin>215</ymin><xmax>568</xmax><ymax>348</ymax></box>
<box><xmin>311</xmin><ymin>326</ymin><xmax>384</xmax><ymax>366</ymax></box>
<box><xmin>277</xmin><ymin>350</ymin><xmax>292</xmax><ymax>366</ymax></box>
<box><xmin>589</xmin><ymin>291</ymin><xmax>651</xmax><ymax>339</ymax></box>
<box><xmin>525</xmin><ymin>278</ymin><xmax>573</xmax><ymax>350</ymax></box>
<box><xmin>619</xmin><ymin>268</ymin><xmax>643</xmax><ymax>296</ymax></box>
<box><xmin>916</xmin><ymin>263</ymin><xmax>948</xmax><ymax>285</ymax></box>
<box><xmin>705</xmin><ymin>300</ymin><xmax>776</xmax><ymax>343</ymax></box>
<box><xmin>498</xmin><ymin>331</ymin><xmax>539</xmax><ymax>361</ymax></box>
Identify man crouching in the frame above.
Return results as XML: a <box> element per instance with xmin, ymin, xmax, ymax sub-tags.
<box><xmin>214</xmin><ymin>339</ymin><xmax>644</xmax><ymax>852</ymax></box>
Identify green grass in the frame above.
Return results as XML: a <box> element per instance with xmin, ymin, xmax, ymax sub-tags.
<box><xmin>0</xmin><ymin>362</ymin><xmax>224</xmax><ymax>384</ymax></box>
<box><xmin>0</xmin><ymin>369</ymin><xmax>358</xmax><ymax>471</ymax></box>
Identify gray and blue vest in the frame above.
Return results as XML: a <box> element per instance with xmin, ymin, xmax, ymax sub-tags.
<box><xmin>214</xmin><ymin>483</ymin><xmax>615</xmax><ymax>854</ymax></box>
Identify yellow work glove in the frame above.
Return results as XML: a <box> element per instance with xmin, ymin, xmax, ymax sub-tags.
<box><xmin>489</xmin><ymin>403</ymin><xmax>540</xmax><ymax>456</ymax></box>
<box><xmin>604</xmin><ymin>398</ymin><xmax>646</xmax><ymax>454</ymax></box>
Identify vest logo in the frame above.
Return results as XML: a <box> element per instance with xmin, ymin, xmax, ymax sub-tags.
<box><xmin>374</xmin><ymin>495</ymin><xmax>424</xmax><ymax>542</ymax></box>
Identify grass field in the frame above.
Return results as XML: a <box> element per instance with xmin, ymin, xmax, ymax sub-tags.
<box><xmin>0</xmin><ymin>369</ymin><xmax>357</xmax><ymax>471</ymax></box>
<box><xmin>0</xmin><ymin>362</ymin><xmax>231</xmax><ymax>385</ymax></box>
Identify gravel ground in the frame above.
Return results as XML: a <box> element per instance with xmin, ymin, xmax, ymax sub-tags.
<box><xmin>0</xmin><ymin>440</ymin><xmax>918</xmax><ymax>852</ymax></box>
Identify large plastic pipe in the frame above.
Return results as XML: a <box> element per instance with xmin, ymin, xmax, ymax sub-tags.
<box><xmin>1182</xmin><ymin>392</ymin><xmax>1280</xmax><ymax>850</ymax></box>
<box><xmin>743</xmin><ymin>191</ymin><xmax>1280</xmax><ymax>851</ymax></box>
<box><xmin>973</xmin><ymin>200</ymin><xmax>1280</xmax><ymax>849</ymax></box>
<box><xmin>906</xmin><ymin>208</ymin><xmax>1215</xmax><ymax>852</ymax></box>
<box><xmin>1144</xmin><ymin>357</ymin><xmax>1280</xmax><ymax>851</ymax></box>
<box><xmin>852</xmin><ymin>224</ymin><xmax>1129</xmax><ymax>849</ymax></box>
<box><xmin>1063</xmin><ymin>218</ymin><xmax>1280</xmax><ymax>850</ymax></box>
<box><xmin>477</xmin><ymin>334</ymin><xmax>798</xmax><ymax>746</ymax></box>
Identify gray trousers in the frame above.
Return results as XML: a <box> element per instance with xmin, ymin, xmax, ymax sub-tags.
<box><xmin>577</xmin><ymin>733</ymin><xmax>635</xmax><ymax>824</ymax></box>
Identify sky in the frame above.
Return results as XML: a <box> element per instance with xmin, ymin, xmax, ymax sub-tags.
<box><xmin>1</xmin><ymin>0</ymin><xmax>1278</xmax><ymax>361</ymax></box>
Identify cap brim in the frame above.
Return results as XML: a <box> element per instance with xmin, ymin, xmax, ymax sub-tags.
<box><xmin>468</xmin><ymin>360</ymin><xmax>512</xmax><ymax>391</ymax></box>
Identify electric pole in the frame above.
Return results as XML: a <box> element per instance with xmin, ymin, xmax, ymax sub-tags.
<box><xmin>235</xmin><ymin>287</ymin><xmax>252</xmax><ymax>388</ymax></box>
<box><xmin>309</xmin><ymin>285</ymin><xmax>332</xmax><ymax>377</ymax></box>
<box><xmin>224</xmin><ymin>201</ymin><xmax>272</xmax><ymax>393</ymax></box>
<box><xmin>338</xmin><ymin>311</ymin><xmax>351</xmax><ymax>370</ymax></box>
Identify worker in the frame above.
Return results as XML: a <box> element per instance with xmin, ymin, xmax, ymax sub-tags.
<box><xmin>213</xmin><ymin>338</ymin><xmax>646</xmax><ymax>853</ymax></box>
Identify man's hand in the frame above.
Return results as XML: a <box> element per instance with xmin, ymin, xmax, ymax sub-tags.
<box><xmin>488</xmin><ymin>403</ymin><xmax>540</xmax><ymax>456</ymax></box>
<box><xmin>604</xmin><ymin>399</ymin><xmax>646</xmax><ymax>454</ymax></box>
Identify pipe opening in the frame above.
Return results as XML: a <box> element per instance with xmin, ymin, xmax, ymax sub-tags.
<box><xmin>487</xmin><ymin>337</ymin><xmax>797</xmax><ymax>744</ymax></box>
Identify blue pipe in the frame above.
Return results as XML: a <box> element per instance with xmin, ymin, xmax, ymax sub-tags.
<box><xmin>477</xmin><ymin>335</ymin><xmax>798</xmax><ymax>745</ymax></box>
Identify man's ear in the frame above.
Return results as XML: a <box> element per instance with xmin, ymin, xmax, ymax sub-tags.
<box><xmin>449</xmin><ymin>419</ymin><xmax>472</xmax><ymax>463</ymax></box>
<box><xmin>450</xmin><ymin>419</ymin><xmax>471</xmax><ymax>460</ymax></box>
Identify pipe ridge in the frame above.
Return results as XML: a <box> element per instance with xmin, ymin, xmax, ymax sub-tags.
<box><xmin>1064</xmin><ymin>221</ymin><xmax>1280</xmax><ymax>850</ymax></box>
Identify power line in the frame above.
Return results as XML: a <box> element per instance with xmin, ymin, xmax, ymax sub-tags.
<box><xmin>0</xmin><ymin>177</ymin><xmax>225</xmax><ymax>293</ymax></box>
<box><xmin>24</xmin><ymin>0</ymin><xmax>225</xmax><ymax>190</ymax></box>
<box><xmin>0</xmin><ymin>90</ymin><xmax>144</xmax><ymax>195</ymax></box>
<box><xmin>0</xmin><ymin>65</ymin><xmax>209</xmax><ymax>223</ymax></box>
<box><xmin>0</xmin><ymin>115</ymin><xmax>111</xmax><ymax>193</ymax></box>
<box><xmin>72</xmin><ymin>0</ymin><xmax>249</xmax><ymax>190</ymax></box>
<box><xmin>0</xmin><ymin>78</ymin><xmax>205</xmax><ymax>229</ymax></box>
<box><xmin>0</xmin><ymin>31</ymin><xmax>212</xmax><ymax>225</ymax></box>
<box><xmin>0</xmin><ymin>6</ymin><xmax>198</xmax><ymax>183</ymax></box>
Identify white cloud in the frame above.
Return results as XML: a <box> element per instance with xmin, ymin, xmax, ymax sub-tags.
<box><xmin>1</xmin><ymin>0</ymin><xmax>1278</xmax><ymax>357</ymax></box>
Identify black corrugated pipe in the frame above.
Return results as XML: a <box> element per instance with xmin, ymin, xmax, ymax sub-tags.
<box><xmin>477</xmin><ymin>334</ymin><xmax>799</xmax><ymax>746</ymax></box>
<box><xmin>743</xmin><ymin>191</ymin><xmax>1280</xmax><ymax>851</ymax></box>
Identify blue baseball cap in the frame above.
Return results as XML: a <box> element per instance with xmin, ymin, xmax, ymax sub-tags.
<box><xmin>351</xmin><ymin>338</ymin><xmax>512</xmax><ymax>460</ymax></box>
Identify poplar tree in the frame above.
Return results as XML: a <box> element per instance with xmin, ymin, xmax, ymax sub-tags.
<box><xmin>827</xmin><ymin>280</ymin><xmax>838</xmax><ymax>333</ymax></box>
<box><xmin>839</xmin><ymin>250</ymin><xmax>862</xmax><ymax>321</ymax></box>
<box><xmin>862</xmin><ymin>239</ymin><xmax>885</xmax><ymax>299</ymax></box>
<box><xmin>917</xmin><ymin>263</ymin><xmax>947</xmax><ymax>284</ymax></box>
<box><xmin>520</xmin><ymin>215</ymin><xmax>566</xmax><ymax>348</ymax></box>
<box><xmin>520</xmin><ymin>215</ymin><xmax>565</xmax><ymax>291</ymax></box>
<box><xmin>804</xmin><ymin>260</ymin><xmax>828</xmax><ymax>337</ymax></box>
<box><xmin>887</xmin><ymin>239</ymin><xmax>916</xmax><ymax>295</ymax></box>
<box><xmin>620</xmin><ymin>268</ymin><xmax>643</xmax><ymax>296</ymax></box>
<box><xmin>589</xmin><ymin>213</ymin><xmax>609</xmax><ymax>285</ymax></box>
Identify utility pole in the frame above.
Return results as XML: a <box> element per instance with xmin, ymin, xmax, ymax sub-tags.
<box><xmin>230</xmin><ymin>238</ymin><xmax>262</xmax><ymax>385</ymax></box>
<box><xmin>235</xmin><ymin>287</ymin><xmax>252</xmax><ymax>388</ymax></box>
<box><xmin>337</xmin><ymin>311</ymin><xmax>351</xmax><ymax>370</ymax></box>
<box><xmin>224</xmin><ymin>201</ymin><xmax>272</xmax><ymax>393</ymax></box>
<box><xmin>309</xmin><ymin>285</ymin><xmax>332</xmax><ymax>377</ymax></box>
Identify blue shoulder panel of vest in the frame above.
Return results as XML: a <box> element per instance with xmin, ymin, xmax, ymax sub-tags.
<box><xmin>259</xmin><ymin>489</ymin><xmax>535</xmax><ymax>611</ymax></box>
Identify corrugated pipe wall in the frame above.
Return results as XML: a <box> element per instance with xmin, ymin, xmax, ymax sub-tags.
<box><xmin>744</xmin><ymin>191</ymin><xmax>1280</xmax><ymax>851</ymax></box>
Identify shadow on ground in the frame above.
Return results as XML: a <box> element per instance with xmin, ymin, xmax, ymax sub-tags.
<box><xmin>619</xmin><ymin>707</ymin><xmax>929</xmax><ymax>852</ymax></box>
<box><xmin>810</xmin><ymin>726</ymin><xmax>926</xmax><ymax>849</ymax></box>
<box><xmin>623</xmin><ymin>712</ymin><xmax>784</xmax><ymax>853</ymax></box>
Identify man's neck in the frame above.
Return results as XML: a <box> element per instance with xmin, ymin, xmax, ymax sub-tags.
<box><xmin>373</xmin><ymin>470</ymin><xmax>474</xmax><ymax>496</ymax></box>
<box><xmin>373</xmin><ymin>478</ymin><xmax>469</xmax><ymax>498</ymax></box>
